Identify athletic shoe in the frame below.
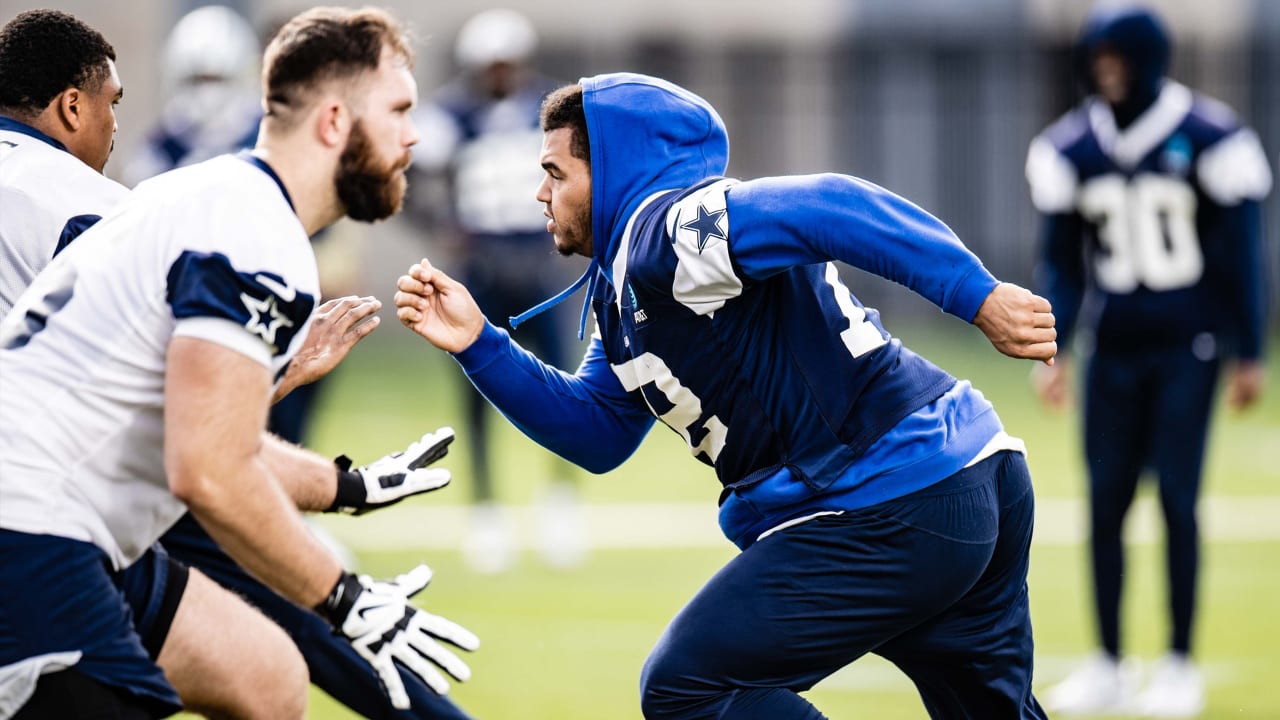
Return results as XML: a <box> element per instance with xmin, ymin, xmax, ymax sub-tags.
<box><xmin>1133</xmin><ymin>654</ymin><xmax>1205</xmax><ymax>718</ymax></box>
<box><xmin>1043</xmin><ymin>651</ymin><xmax>1137</xmax><ymax>716</ymax></box>
<box><xmin>462</xmin><ymin>501</ymin><xmax>516</xmax><ymax>574</ymax></box>
<box><xmin>536</xmin><ymin>481</ymin><xmax>588</xmax><ymax>570</ymax></box>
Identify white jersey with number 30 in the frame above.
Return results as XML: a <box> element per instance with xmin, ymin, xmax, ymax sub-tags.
<box><xmin>0</xmin><ymin>154</ymin><xmax>318</xmax><ymax>569</ymax></box>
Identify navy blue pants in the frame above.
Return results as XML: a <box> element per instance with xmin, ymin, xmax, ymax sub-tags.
<box><xmin>1084</xmin><ymin>345</ymin><xmax>1220</xmax><ymax>656</ymax></box>
<box><xmin>0</xmin><ymin>531</ymin><xmax>181</xmax><ymax>718</ymax></box>
<box><xmin>157</xmin><ymin>514</ymin><xmax>473</xmax><ymax>719</ymax></box>
<box><xmin>463</xmin><ymin>232</ymin><xmax>577</xmax><ymax>500</ymax></box>
<box><xmin>639</xmin><ymin>451</ymin><xmax>1046</xmax><ymax>719</ymax></box>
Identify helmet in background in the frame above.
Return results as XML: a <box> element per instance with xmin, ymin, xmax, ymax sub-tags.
<box><xmin>454</xmin><ymin>8</ymin><xmax>538</xmax><ymax>70</ymax></box>
<box><xmin>162</xmin><ymin>4</ymin><xmax>259</xmax><ymax>90</ymax></box>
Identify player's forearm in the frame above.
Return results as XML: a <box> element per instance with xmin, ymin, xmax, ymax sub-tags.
<box><xmin>261</xmin><ymin>432</ymin><xmax>339</xmax><ymax>511</ymax></box>
<box><xmin>271</xmin><ymin>367</ymin><xmax>307</xmax><ymax>404</ymax></box>
<box><xmin>455</xmin><ymin>323</ymin><xmax>653</xmax><ymax>472</ymax></box>
<box><xmin>1037</xmin><ymin>213</ymin><xmax>1087</xmax><ymax>352</ymax></box>
<box><xmin>163</xmin><ymin>337</ymin><xmax>343</xmax><ymax>607</ymax></box>
<box><xmin>1224</xmin><ymin>201</ymin><xmax>1266</xmax><ymax>359</ymax></box>
<box><xmin>174</xmin><ymin>456</ymin><xmax>343</xmax><ymax>608</ymax></box>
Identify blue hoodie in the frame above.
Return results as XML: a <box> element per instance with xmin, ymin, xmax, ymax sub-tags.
<box><xmin>457</xmin><ymin>73</ymin><xmax>1012</xmax><ymax>549</ymax></box>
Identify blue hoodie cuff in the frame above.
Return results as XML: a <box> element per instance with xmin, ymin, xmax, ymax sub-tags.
<box><xmin>947</xmin><ymin>265</ymin><xmax>1001</xmax><ymax>323</ymax></box>
<box><xmin>452</xmin><ymin>320</ymin><xmax>509</xmax><ymax>374</ymax></box>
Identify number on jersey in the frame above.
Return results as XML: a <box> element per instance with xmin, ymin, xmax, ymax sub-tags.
<box><xmin>1079</xmin><ymin>173</ymin><xmax>1202</xmax><ymax>293</ymax></box>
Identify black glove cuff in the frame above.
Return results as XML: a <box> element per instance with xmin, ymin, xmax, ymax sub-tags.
<box><xmin>326</xmin><ymin>456</ymin><xmax>365</xmax><ymax>513</ymax></box>
<box><xmin>314</xmin><ymin>571</ymin><xmax>362</xmax><ymax>629</ymax></box>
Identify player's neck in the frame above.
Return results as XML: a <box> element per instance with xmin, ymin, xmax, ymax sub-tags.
<box><xmin>248</xmin><ymin>142</ymin><xmax>343</xmax><ymax>236</ymax></box>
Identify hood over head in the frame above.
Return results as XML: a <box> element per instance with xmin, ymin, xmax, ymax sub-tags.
<box><xmin>581</xmin><ymin>72</ymin><xmax>729</xmax><ymax>271</ymax></box>
<box><xmin>1074</xmin><ymin>4</ymin><xmax>1170</xmax><ymax>119</ymax></box>
<box><xmin>510</xmin><ymin>73</ymin><xmax>729</xmax><ymax>338</ymax></box>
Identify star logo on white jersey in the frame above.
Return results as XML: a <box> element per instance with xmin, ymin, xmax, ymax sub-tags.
<box><xmin>254</xmin><ymin>273</ymin><xmax>297</xmax><ymax>302</ymax></box>
<box><xmin>241</xmin><ymin>292</ymin><xmax>294</xmax><ymax>349</ymax></box>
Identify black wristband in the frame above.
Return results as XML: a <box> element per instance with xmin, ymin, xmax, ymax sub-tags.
<box><xmin>314</xmin><ymin>571</ymin><xmax>363</xmax><ymax>629</ymax></box>
<box><xmin>326</xmin><ymin>455</ymin><xmax>366</xmax><ymax>513</ymax></box>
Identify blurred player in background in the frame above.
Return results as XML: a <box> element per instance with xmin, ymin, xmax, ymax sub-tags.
<box><xmin>408</xmin><ymin>8</ymin><xmax>587</xmax><ymax>574</ymax></box>
<box><xmin>1026</xmin><ymin>4</ymin><xmax>1271</xmax><ymax>717</ymax></box>
<box><xmin>120</xmin><ymin>4</ymin><xmax>261</xmax><ymax>187</ymax></box>
<box><xmin>397</xmin><ymin>72</ymin><xmax>1057</xmax><ymax>719</ymax></box>
<box><xmin>0</xmin><ymin>7</ymin><xmax>477</xmax><ymax>718</ymax></box>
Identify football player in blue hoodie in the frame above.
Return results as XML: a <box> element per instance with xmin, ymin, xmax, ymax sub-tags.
<box><xmin>396</xmin><ymin>73</ymin><xmax>1057</xmax><ymax>719</ymax></box>
<box><xmin>1027</xmin><ymin>5</ymin><xmax>1270</xmax><ymax>717</ymax></box>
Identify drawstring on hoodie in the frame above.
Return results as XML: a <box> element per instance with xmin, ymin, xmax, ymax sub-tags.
<box><xmin>509</xmin><ymin>258</ymin><xmax>602</xmax><ymax>341</ymax></box>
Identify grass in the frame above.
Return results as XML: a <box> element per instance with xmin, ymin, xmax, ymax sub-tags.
<box><xmin>188</xmin><ymin>320</ymin><xmax>1280</xmax><ymax>719</ymax></box>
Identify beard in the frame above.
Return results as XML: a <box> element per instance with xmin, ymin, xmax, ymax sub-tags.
<box><xmin>335</xmin><ymin>119</ymin><xmax>409</xmax><ymax>222</ymax></box>
<box><xmin>554</xmin><ymin>201</ymin><xmax>594</xmax><ymax>258</ymax></box>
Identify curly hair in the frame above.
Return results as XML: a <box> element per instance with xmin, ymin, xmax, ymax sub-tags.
<box><xmin>540</xmin><ymin>84</ymin><xmax>590</xmax><ymax>163</ymax></box>
<box><xmin>0</xmin><ymin>10</ymin><xmax>116</xmax><ymax>119</ymax></box>
<box><xmin>262</xmin><ymin>6</ymin><xmax>414</xmax><ymax>127</ymax></box>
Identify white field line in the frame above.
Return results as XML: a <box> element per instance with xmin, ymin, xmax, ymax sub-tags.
<box><xmin>312</xmin><ymin>496</ymin><xmax>1280</xmax><ymax>552</ymax></box>
<box><xmin>810</xmin><ymin>653</ymin><xmax>1253</xmax><ymax>695</ymax></box>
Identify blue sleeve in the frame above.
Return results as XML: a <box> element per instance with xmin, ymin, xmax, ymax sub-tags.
<box><xmin>452</xmin><ymin>321</ymin><xmax>655</xmax><ymax>473</ymax></box>
<box><xmin>724</xmin><ymin>174</ymin><xmax>999</xmax><ymax>322</ymax></box>
<box><xmin>1034</xmin><ymin>212</ymin><xmax>1087</xmax><ymax>354</ymax></box>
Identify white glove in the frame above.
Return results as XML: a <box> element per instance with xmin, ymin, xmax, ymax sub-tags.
<box><xmin>328</xmin><ymin>427</ymin><xmax>455</xmax><ymax>515</ymax></box>
<box><xmin>316</xmin><ymin>564</ymin><xmax>479</xmax><ymax>708</ymax></box>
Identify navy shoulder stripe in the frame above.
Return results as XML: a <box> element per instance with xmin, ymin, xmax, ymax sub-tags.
<box><xmin>54</xmin><ymin>214</ymin><xmax>103</xmax><ymax>257</ymax></box>
<box><xmin>165</xmin><ymin>250</ymin><xmax>313</xmax><ymax>354</ymax></box>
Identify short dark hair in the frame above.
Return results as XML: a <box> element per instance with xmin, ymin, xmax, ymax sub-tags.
<box><xmin>540</xmin><ymin>84</ymin><xmax>590</xmax><ymax>163</ymax></box>
<box><xmin>263</xmin><ymin>6</ymin><xmax>413</xmax><ymax>126</ymax></box>
<box><xmin>0</xmin><ymin>10</ymin><xmax>116</xmax><ymax>119</ymax></box>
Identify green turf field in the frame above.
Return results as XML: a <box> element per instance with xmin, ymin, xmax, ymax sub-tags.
<box><xmin>191</xmin><ymin>320</ymin><xmax>1280</xmax><ymax>719</ymax></box>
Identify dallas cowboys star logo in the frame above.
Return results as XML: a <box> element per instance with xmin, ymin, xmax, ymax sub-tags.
<box><xmin>241</xmin><ymin>292</ymin><xmax>294</xmax><ymax>350</ymax></box>
<box><xmin>680</xmin><ymin>204</ymin><xmax>727</xmax><ymax>253</ymax></box>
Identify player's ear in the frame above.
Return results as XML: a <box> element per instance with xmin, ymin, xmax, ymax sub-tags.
<box><xmin>316</xmin><ymin>98</ymin><xmax>348</xmax><ymax>149</ymax></box>
<box><xmin>56</xmin><ymin>88</ymin><xmax>83</xmax><ymax>132</ymax></box>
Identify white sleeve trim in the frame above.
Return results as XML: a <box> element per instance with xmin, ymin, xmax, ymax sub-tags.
<box><xmin>172</xmin><ymin>316</ymin><xmax>272</xmax><ymax>368</ymax></box>
<box><xmin>964</xmin><ymin>430</ymin><xmax>1027</xmax><ymax>467</ymax></box>
<box><xmin>665</xmin><ymin>178</ymin><xmax>743</xmax><ymax>316</ymax></box>
<box><xmin>1025</xmin><ymin>137</ymin><xmax>1079</xmax><ymax>214</ymax></box>
<box><xmin>1196</xmin><ymin>128</ymin><xmax>1273</xmax><ymax>205</ymax></box>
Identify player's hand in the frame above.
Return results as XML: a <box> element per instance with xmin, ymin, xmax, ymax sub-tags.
<box><xmin>327</xmin><ymin>427</ymin><xmax>455</xmax><ymax>515</ymax></box>
<box><xmin>394</xmin><ymin>259</ymin><xmax>485</xmax><ymax>353</ymax></box>
<box><xmin>972</xmin><ymin>283</ymin><xmax>1057</xmax><ymax>365</ymax></box>
<box><xmin>1031</xmin><ymin>359</ymin><xmax>1071</xmax><ymax>410</ymax></box>
<box><xmin>274</xmin><ymin>295</ymin><xmax>381</xmax><ymax>402</ymax></box>
<box><xmin>1226</xmin><ymin>360</ymin><xmax>1266</xmax><ymax>411</ymax></box>
<box><xmin>316</xmin><ymin>565</ymin><xmax>479</xmax><ymax>707</ymax></box>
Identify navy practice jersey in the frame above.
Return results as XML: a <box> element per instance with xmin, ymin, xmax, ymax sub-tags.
<box><xmin>1026</xmin><ymin>81</ymin><xmax>1271</xmax><ymax>358</ymax></box>
<box><xmin>454</xmin><ymin>74</ymin><xmax>1022</xmax><ymax>549</ymax></box>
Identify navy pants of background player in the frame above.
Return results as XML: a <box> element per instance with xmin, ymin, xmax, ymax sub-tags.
<box><xmin>157</xmin><ymin>514</ymin><xmax>473</xmax><ymax>720</ymax></box>
<box><xmin>462</xmin><ymin>232</ymin><xmax>575</xmax><ymax>500</ymax></box>
<box><xmin>1084</xmin><ymin>344</ymin><xmax>1220</xmax><ymax>658</ymax></box>
<box><xmin>639</xmin><ymin>451</ymin><xmax>1048</xmax><ymax>720</ymax></box>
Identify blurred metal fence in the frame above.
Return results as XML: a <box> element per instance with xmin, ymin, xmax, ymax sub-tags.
<box><xmin>541</xmin><ymin>28</ymin><xmax>1280</xmax><ymax>326</ymax></box>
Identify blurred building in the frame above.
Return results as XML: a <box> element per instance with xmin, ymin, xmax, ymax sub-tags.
<box><xmin>7</xmin><ymin>0</ymin><xmax>1277</xmax><ymax>323</ymax></box>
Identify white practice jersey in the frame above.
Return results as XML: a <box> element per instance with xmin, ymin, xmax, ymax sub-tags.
<box><xmin>0</xmin><ymin>154</ymin><xmax>318</xmax><ymax>569</ymax></box>
<box><xmin>0</xmin><ymin>119</ymin><xmax>129</xmax><ymax>317</ymax></box>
